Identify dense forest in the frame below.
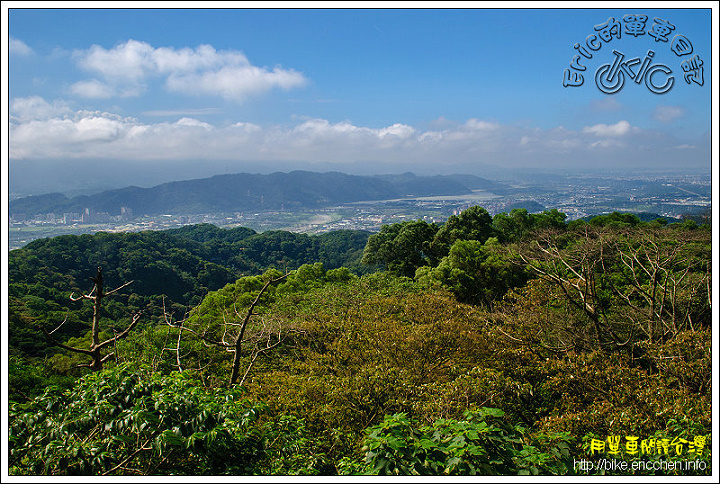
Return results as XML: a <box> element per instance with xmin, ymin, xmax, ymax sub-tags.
<box><xmin>7</xmin><ymin>207</ymin><xmax>712</xmax><ymax>476</ymax></box>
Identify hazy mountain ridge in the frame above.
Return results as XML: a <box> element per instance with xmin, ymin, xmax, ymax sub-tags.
<box><xmin>9</xmin><ymin>171</ymin><xmax>508</xmax><ymax>218</ymax></box>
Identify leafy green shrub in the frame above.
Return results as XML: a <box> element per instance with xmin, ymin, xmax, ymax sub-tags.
<box><xmin>8</xmin><ymin>364</ymin><xmax>321</xmax><ymax>476</ymax></box>
<box><xmin>7</xmin><ymin>356</ymin><xmax>76</xmax><ymax>403</ymax></box>
<box><xmin>352</xmin><ymin>408</ymin><xmax>573</xmax><ymax>475</ymax></box>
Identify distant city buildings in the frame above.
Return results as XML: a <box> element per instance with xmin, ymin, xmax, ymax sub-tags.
<box><xmin>10</xmin><ymin>206</ymin><xmax>134</xmax><ymax>226</ymax></box>
<box><xmin>62</xmin><ymin>212</ymin><xmax>81</xmax><ymax>224</ymax></box>
<box><xmin>81</xmin><ymin>208</ymin><xmax>111</xmax><ymax>224</ymax></box>
<box><xmin>120</xmin><ymin>206</ymin><xmax>133</xmax><ymax>220</ymax></box>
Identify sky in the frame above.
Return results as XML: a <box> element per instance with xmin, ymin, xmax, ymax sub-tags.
<box><xmin>3</xmin><ymin>3</ymin><xmax>718</xmax><ymax>195</ymax></box>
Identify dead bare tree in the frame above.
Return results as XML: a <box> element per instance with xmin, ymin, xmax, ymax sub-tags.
<box><xmin>159</xmin><ymin>303</ymin><xmax>187</xmax><ymax>373</ymax></box>
<box><xmin>605</xmin><ymin>229</ymin><xmax>711</xmax><ymax>341</ymax></box>
<box><xmin>518</xmin><ymin>227</ymin><xmax>626</xmax><ymax>349</ymax></box>
<box><xmin>158</xmin><ymin>299</ymin><xmax>214</xmax><ymax>375</ymax></box>
<box><xmin>163</xmin><ymin>272</ymin><xmax>293</xmax><ymax>385</ymax></box>
<box><xmin>38</xmin><ymin>267</ymin><xmax>142</xmax><ymax>371</ymax></box>
<box><xmin>517</xmin><ymin>226</ymin><xmax>711</xmax><ymax>349</ymax></box>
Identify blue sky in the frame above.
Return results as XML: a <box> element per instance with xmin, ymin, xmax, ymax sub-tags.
<box><xmin>5</xmin><ymin>4</ymin><xmax>717</xmax><ymax>193</ymax></box>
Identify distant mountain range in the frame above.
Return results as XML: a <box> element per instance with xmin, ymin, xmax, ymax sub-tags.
<box><xmin>9</xmin><ymin>171</ymin><xmax>510</xmax><ymax>218</ymax></box>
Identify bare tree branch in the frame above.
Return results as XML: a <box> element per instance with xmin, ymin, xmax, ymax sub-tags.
<box><xmin>39</xmin><ymin>267</ymin><xmax>141</xmax><ymax>371</ymax></box>
<box><xmin>230</xmin><ymin>273</ymin><xmax>289</xmax><ymax>384</ymax></box>
<box><xmin>47</xmin><ymin>312</ymin><xmax>71</xmax><ymax>335</ymax></box>
<box><xmin>159</xmin><ymin>272</ymin><xmax>293</xmax><ymax>385</ymax></box>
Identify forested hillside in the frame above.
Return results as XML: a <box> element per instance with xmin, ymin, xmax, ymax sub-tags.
<box><xmin>9</xmin><ymin>171</ymin><xmax>508</xmax><ymax>217</ymax></box>
<box><xmin>8</xmin><ymin>226</ymin><xmax>372</xmax><ymax>359</ymax></box>
<box><xmin>7</xmin><ymin>208</ymin><xmax>712</xmax><ymax>476</ymax></box>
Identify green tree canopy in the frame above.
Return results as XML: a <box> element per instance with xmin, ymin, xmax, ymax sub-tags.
<box><xmin>492</xmin><ymin>209</ymin><xmax>567</xmax><ymax>243</ymax></box>
<box><xmin>429</xmin><ymin>206</ymin><xmax>495</xmax><ymax>261</ymax></box>
<box><xmin>416</xmin><ymin>238</ymin><xmax>527</xmax><ymax>308</ymax></box>
<box><xmin>361</xmin><ymin>220</ymin><xmax>438</xmax><ymax>277</ymax></box>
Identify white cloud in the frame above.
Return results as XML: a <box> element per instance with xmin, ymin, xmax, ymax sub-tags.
<box><xmin>9</xmin><ymin>37</ymin><xmax>33</xmax><ymax>56</ymax></box>
<box><xmin>72</xmin><ymin>116</ymin><xmax>128</xmax><ymax>142</ymax></box>
<box><xmin>8</xmin><ymin>103</ymin><xmax>706</xmax><ymax>172</ymax></box>
<box><xmin>653</xmin><ymin>105</ymin><xmax>686</xmax><ymax>123</ymax></box>
<box><xmin>75</xmin><ymin>39</ymin><xmax>156</xmax><ymax>82</ymax></box>
<box><xmin>143</xmin><ymin>108</ymin><xmax>223</xmax><ymax>117</ymax></box>
<box><xmin>589</xmin><ymin>139</ymin><xmax>624</xmax><ymax>149</ymax></box>
<box><xmin>286</xmin><ymin>119</ymin><xmax>416</xmax><ymax>151</ymax></box>
<box><xmin>165</xmin><ymin>65</ymin><xmax>306</xmax><ymax>102</ymax></box>
<box><xmin>231</xmin><ymin>121</ymin><xmax>261</xmax><ymax>132</ymax></box>
<box><xmin>10</xmin><ymin>96</ymin><xmax>71</xmax><ymax>122</ymax></box>
<box><xmin>69</xmin><ymin>79</ymin><xmax>119</xmax><ymax>99</ymax></box>
<box><xmin>582</xmin><ymin>120</ymin><xmax>635</xmax><ymax>137</ymax></box>
<box><xmin>378</xmin><ymin>123</ymin><xmax>415</xmax><ymax>139</ymax></box>
<box><xmin>418</xmin><ymin>131</ymin><xmax>444</xmax><ymax>143</ymax></box>
<box><xmin>71</xmin><ymin>40</ymin><xmax>308</xmax><ymax>102</ymax></box>
<box><xmin>420</xmin><ymin>118</ymin><xmax>494</xmax><ymax>140</ymax></box>
<box><xmin>175</xmin><ymin>117</ymin><xmax>213</xmax><ymax>130</ymax></box>
<box><xmin>152</xmin><ymin>44</ymin><xmax>249</xmax><ymax>73</ymax></box>
<box><xmin>464</xmin><ymin>119</ymin><xmax>500</xmax><ymax>131</ymax></box>
<box><xmin>11</xmin><ymin>111</ymin><xmax>138</xmax><ymax>151</ymax></box>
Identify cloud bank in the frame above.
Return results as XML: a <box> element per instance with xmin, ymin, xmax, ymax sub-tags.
<box><xmin>9</xmin><ymin>97</ymin><xmax>709</xmax><ymax>173</ymax></box>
